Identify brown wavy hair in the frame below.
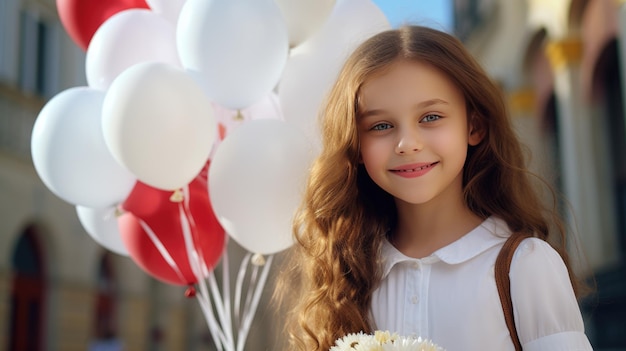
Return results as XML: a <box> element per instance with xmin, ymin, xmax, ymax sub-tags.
<box><xmin>274</xmin><ymin>25</ymin><xmax>583</xmax><ymax>351</ymax></box>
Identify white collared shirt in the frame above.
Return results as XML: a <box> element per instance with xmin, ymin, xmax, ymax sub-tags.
<box><xmin>370</xmin><ymin>216</ymin><xmax>593</xmax><ymax>351</ymax></box>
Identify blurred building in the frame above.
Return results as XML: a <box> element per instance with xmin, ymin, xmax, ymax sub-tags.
<box><xmin>454</xmin><ymin>0</ymin><xmax>626</xmax><ymax>349</ymax></box>
<box><xmin>6</xmin><ymin>0</ymin><xmax>624</xmax><ymax>349</ymax></box>
<box><xmin>0</xmin><ymin>1</ymin><xmax>280</xmax><ymax>350</ymax></box>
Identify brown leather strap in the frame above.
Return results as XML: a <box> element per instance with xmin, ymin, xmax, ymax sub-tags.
<box><xmin>495</xmin><ymin>234</ymin><xmax>529</xmax><ymax>351</ymax></box>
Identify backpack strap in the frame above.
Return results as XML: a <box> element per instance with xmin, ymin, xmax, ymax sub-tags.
<box><xmin>495</xmin><ymin>234</ymin><xmax>529</xmax><ymax>351</ymax></box>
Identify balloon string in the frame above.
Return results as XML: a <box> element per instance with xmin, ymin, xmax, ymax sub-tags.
<box><xmin>138</xmin><ymin>219</ymin><xmax>187</xmax><ymax>284</ymax></box>
<box><xmin>185</xmin><ymin>204</ymin><xmax>234</xmax><ymax>347</ymax></box>
<box><xmin>195</xmin><ymin>249</ymin><xmax>274</xmax><ymax>351</ymax></box>
<box><xmin>196</xmin><ymin>290</ymin><xmax>227</xmax><ymax>350</ymax></box>
<box><xmin>233</xmin><ymin>252</ymin><xmax>252</xmax><ymax>327</ymax></box>
<box><xmin>241</xmin><ymin>260</ymin><xmax>260</xmax><ymax>325</ymax></box>
<box><xmin>195</xmin><ymin>264</ymin><xmax>231</xmax><ymax>350</ymax></box>
<box><xmin>177</xmin><ymin>188</ymin><xmax>235</xmax><ymax>350</ymax></box>
<box><xmin>220</xmin><ymin>246</ymin><xmax>234</xmax><ymax>346</ymax></box>
<box><xmin>207</xmin><ymin>266</ymin><xmax>235</xmax><ymax>349</ymax></box>
<box><xmin>179</xmin><ymin>203</ymin><xmax>203</xmax><ymax>283</ymax></box>
<box><xmin>180</xmin><ymin>185</ymin><xmax>212</xmax><ymax>278</ymax></box>
<box><xmin>236</xmin><ymin>254</ymin><xmax>274</xmax><ymax>351</ymax></box>
<box><xmin>177</xmin><ymin>182</ymin><xmax>275</xmax><ymax>351</ymax></box>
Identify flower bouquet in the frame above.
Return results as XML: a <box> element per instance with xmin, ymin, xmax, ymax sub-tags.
<box><xmin>330</xmin><ymin>330</ymin><xmax>445</xmax><ymax>351</ymax></box>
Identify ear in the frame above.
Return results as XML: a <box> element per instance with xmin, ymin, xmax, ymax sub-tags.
<box><xmin>468</xmin><ymin>114</ymin><xmax>485</xmax><ymax>146</ymax></box>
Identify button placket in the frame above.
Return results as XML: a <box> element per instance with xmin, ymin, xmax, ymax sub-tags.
<box><xmin>410</xmin><ymin>260</ymin><xmax>421</xmax><ymax>306</ymax></box>
<box><xmin>417</xmin><ymin>263</ymin><xmax>431</xmax><ymax>337</ymax></box>
<box><xmin>404</xmin><ymin>260</ymin><xmax>421</xmax><ymax>334</ymax></box>
<box><xmin>410</xmin><ymin>261</ymin><xmax>420</xmax><ymax>305</ymax></box>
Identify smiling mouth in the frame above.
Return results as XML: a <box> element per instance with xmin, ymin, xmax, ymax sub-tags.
<box><xmin>392</xmin><ymin>162</ymin><xmax>439</xmax><ymax>173</ymax></box>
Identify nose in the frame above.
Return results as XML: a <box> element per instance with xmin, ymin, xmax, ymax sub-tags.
<box><xmin>395</xmin><ymin>128</ymin><xmax>423</xmax><ymax>154</ymax></box>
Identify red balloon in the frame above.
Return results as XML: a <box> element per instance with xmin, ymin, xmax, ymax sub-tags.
<box><xmin>56</xmin><ymin>0</ymin><xmax>150</xmax><ymax>51</ymax></box>
<box><xmin>119</xmin><ymin>164</ymin><xmax>226</xmax><ymax>286</ymax></box>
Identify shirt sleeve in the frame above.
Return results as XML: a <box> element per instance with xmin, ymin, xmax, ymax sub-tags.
<box><xmin>509</xmin><ymin>238</ymin><xmax>593</xmax><ymax>351</ymax></box>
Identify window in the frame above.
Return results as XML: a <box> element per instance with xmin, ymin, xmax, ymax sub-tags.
<box><xmin>94</xmin><ymin>253</ymin><xmax>119</xmax><ymax>341</ymax></box>
<box><xmin>18</xmin><ymin>10</ymin><xmax>57</xmax><ymax>98</ymax></box>
<box><xmin>9</xmin><ymin>225</ymin><xmax>46</xmax><ymax>351</ymax></box>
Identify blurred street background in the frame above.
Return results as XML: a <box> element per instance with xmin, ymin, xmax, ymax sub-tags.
<box><xmin>1</xmin><ymin>0</ymin><xmax>624</xmax><ymax>350</ymax></box>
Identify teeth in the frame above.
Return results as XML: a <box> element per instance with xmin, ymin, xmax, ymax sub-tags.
<box><xmin>400</xmin><ymin>164</ymin><xmax>430</xmax><ymax>172</ymax></box>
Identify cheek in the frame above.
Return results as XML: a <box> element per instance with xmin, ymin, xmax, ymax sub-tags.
<box><xmin>429</xmin><ymin>128</ymin><xmax>469</xmax><ymax>159</ymax></box>
<box><xmin>360</xmin><ymin>142</ymin><xmax>387</xmax><ymax>169</ymax></box>
<box><xmin>360</xmin><ymin>144</ymin><xmax>377</xmax><ymax>166</ymax></box>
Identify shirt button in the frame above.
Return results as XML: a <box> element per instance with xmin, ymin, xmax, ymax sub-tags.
<box><xmin>411</xmin><ymin>295</ymin><xmax>419</xmax><ymax>304</ymax></box>
<box><xmin>412</xmin><ymin>262</ymin><xmax>420</xmax><ymax>269</ymax></box>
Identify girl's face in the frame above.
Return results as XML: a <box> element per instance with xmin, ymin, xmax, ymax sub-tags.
<box><xmin>357</xmin><ymin>59</ymin><xmax>481</xmax><ymax>206</ymax></box>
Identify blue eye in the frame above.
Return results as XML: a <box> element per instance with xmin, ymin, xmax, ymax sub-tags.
<box><xmin>371</xmin><ymin>123</ymin><xmax>392</xmax><ymax>131</ymax></box>
<box><xmin>421</xmin><ymin>114</ymin><xmax>441</xmax><ymax>123</ymax></box>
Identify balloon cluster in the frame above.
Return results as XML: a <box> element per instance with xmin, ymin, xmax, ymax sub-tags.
<box><xmin>31</xmin><ymin>0</ymin><xmax>390</xmax><ymax>288</ymax></box>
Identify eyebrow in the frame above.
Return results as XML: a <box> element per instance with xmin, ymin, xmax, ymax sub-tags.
<box><xmin>359</xmin><ymin>98</ymin><xmax>450</xmax><ymax>119</ymax></box>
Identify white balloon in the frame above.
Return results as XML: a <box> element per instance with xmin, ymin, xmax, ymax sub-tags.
<box><xmin>275</xmin><ymin>0</ymin><xmax>336</xmax><ymax>48</ymax></box>
<box><xmin>86</xmin><ymin>9</ymin><xmax>181</xmax><ymax>91</ymax></box>
<box><xmin>278</xmin><ymin>0</ymin><xmax>390</xmax><ymax>152</ymax></box>
<box><xmin>177</xmin><ymin>0</ymin><xmax>289</xmax><ymax>109</ymax></box>
<box><xmin>213</xmin><ymin>92</ymin><xmax>283</xmax><ymax>136</ymax></box>
<box><xmin>77</xmin><ymin>205</ymin><xmax>129</xmax><ymax>256</ymax></box>
<box><xmin>31</xmin><ymin>87</ymin><xmax>136</xmax><ymax>207</ymax></box>
<box><xmin>146</xmin><ymin>0</ymin><xmax>187</xmax><ymax>24</ymax></box>
<box><xmin>209</xmin><ymin>119</ymin><xmax>314</xmax><ymax>255</ymax></box>
<box><xmin>102</xmin><ymin>62</ymin><xmax>216</xmax><ymax>190</ymax></box>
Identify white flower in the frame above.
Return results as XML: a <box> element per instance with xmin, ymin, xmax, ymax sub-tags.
<box><xmin>330</xmin><ymin>331</ymin><xmax>445</xmax><ymax>351</ymax></box>
<box><xmin>374</xmin><ymin>330</ymin><xmax>399</xmax><ymax>344</ymax></box>
<box><xmin>330</xmin><ymin>332</ymin><xmax>369</xmax><ymax>351</ymax></box>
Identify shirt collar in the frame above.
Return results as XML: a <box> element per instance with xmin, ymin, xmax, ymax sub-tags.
<box><xmin>379</xmin><ymin>216</ymin><xmax>510</xmax><ymax>278</ymax></box>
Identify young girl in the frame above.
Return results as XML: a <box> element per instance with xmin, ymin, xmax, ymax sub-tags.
<box><xmin>276</xmin><ymin>26</ymin><xmax>593</xmax><ymax>351</ymax></box>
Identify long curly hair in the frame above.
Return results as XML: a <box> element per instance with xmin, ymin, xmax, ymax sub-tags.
<box><xmin>275</xmin><ymin>25</ymin><xmax>582</xmax><ymax>351</ymax></box>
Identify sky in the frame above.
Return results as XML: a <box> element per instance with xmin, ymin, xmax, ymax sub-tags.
<box><xmin>372</xmin><ymin>0</ymin><xmax>454</xmax><ymax>32</ymax></box>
